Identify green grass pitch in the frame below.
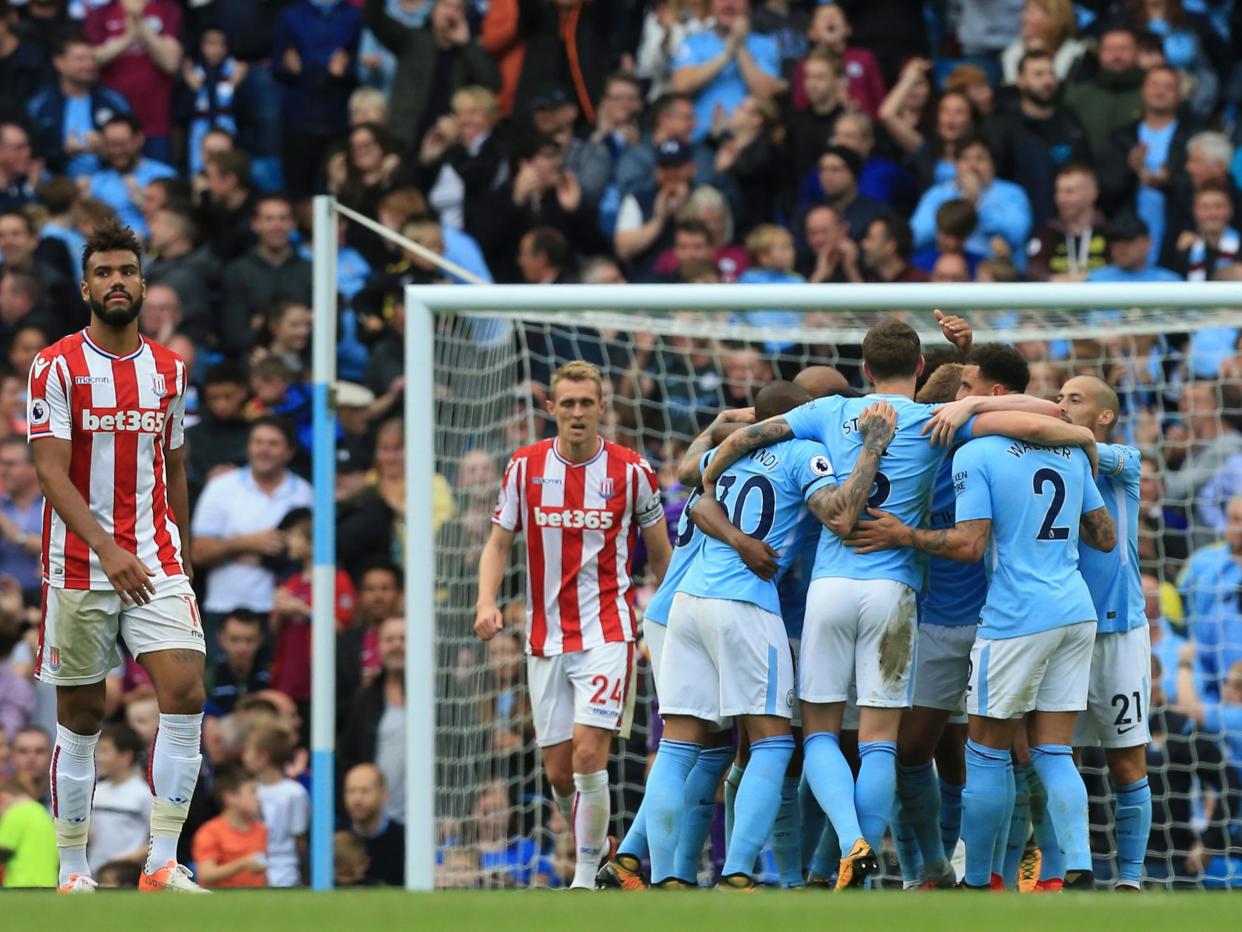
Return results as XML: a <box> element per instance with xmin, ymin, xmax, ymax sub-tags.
<box><xmin>4</xmin><ymin>889</ymin><xmax>1238</xmax><ymax>932</ymax></box>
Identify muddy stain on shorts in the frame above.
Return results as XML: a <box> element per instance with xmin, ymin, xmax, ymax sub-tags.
<box><xmin>878</xmin><ymin>589</ymin><xmax>917</xmax><ymax>685</ymax></box>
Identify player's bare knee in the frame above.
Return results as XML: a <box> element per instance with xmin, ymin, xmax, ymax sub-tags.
<box><xmin>1105</xmin><ymin>746</ymin><xmax>1147</xmax><ymax>785</ymax></box>
<box><xmin>57</xmin><ymin>684</ymin><xmax>107</xmax><ymax>735</ymax></box>
<box><xmin>159</xmin><ymin>673</ymin><xmax>206</xmax><ymax>715</ymax></box>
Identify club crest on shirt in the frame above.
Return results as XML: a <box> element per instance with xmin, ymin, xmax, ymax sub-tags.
<box><xmin>599</xmin><ymin>477</ymin><xmax>615</xmax><ymax>499</ymax></box>
<box><xmin>151</xmin><ymin>373</ymin><xmax>167</xmax><ymax>397</ymax></box>
<box><xmin>46</xmin><ymin>646</ymin><xmax>60</xmax><ymax>673</ymax></box>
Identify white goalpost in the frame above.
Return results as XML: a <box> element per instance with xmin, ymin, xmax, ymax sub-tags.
<box><xmin>311</xmin><ymin>194</ymin><xmax>1242</xmax><ymax>893</ymax></box>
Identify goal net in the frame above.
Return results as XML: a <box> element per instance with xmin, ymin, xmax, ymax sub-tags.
<box><xmin>415</xmin><ymin>299</ymin><xmax>1241</xmax><ymax>891</ymax></box>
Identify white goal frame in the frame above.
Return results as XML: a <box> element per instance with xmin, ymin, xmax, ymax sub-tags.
<box><xmin>308</xmin><ymin>194</ymin><xmax>1242</xmax><ymax>892</ymax></box>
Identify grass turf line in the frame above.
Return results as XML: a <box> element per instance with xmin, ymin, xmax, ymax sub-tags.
<box><xmin>3</xmin><ymin>890</ymin><xmax>1238</xmax><ymax>932</ymax></box>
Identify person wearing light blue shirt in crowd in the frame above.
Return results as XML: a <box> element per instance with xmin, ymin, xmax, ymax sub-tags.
<box><xmin>736</xmin><ymin>225</ymin><xmax>803</xmax><ymax>355</ymax></box>
<box><xmin>1059</xmin><ymin>375</ymin><xmax>1153</xmax><ymax>892</ymax></box>
<box><xmin>87</xmin><ymin>114</ymin><xmax>176</xmax><ymax>240</ymax></box>
<box><xmin>356</xmin><ymin>0</ymin><xmax>430</xmax><ymax>95</ymax></box>
<box><xmin>911</xmin><ymin>137</ymin><xmax>1032</xmax><ymax>269</ymax></box>
<box><xmin>671</xmin><ymin>0</ymin><xmax>783</xmax><ymax>144</ymax></box>
<box><xmin>1178</xmin><ymin>495</ymin><xmax>1242</xmax><ymax>702</ymax></box>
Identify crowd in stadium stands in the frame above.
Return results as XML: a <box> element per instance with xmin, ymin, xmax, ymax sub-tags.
<box><xmin>1</xmin><ymin>0</ymin><xmax>1242</xmax><ymax>889</ymax></box>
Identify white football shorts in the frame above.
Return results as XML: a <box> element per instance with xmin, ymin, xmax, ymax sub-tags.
<box><xmin>1071</xmin><ymin>625</ymin><xmax>1152</xmax><ymax>749</ymax></box>
<box><xmin>911</xmin><ymin>623</ymin><xmax>977</xmax><ymax>723</ymax></box>
<box><xmin>967</xmin><ymin>621</ymin><xmax>1096</xmax><ymax>720</ymax></box>
<box><xmin>645</xmin><ymin>618</ymin><xmax>666</xmax><ymax>686</ymax></box>
<box><xmin>527</xmin><ymin>640</ymin><xmax>635</xmax><ymax>747</ymax></box>
<box><xmin>658</xmin><ymin>592</ymin><xmax>795</xmax><ymax>726</ymax></box>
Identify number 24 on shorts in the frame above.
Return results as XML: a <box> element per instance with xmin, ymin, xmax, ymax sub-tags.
<box><xmin>589</xmin><ymin>675</ymin><xmax>623</xmax><ymax>705</ymax></box>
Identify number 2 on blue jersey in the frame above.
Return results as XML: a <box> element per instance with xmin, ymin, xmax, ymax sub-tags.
<box><xmin>868</xmin><ymin>470</ymin><xmax>891</xmax><ymax>508</ymax></box>
<box><xmin>675</xmin><ymin>490</ymin><xmax>701</xmax><ymax>547</ymax></box>
<box><xmin>1032</xmin><ymin>467</ymin><xmax>1069</xmax><ymax>541</ymax></box>
<box><xmin>717</xmin><ymin>474</ymin><xmax>776</xmax><ymax>540</ymax></box>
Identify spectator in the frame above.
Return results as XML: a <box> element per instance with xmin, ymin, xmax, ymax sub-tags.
<box><xmin>1065</xmin><ymin>24</ymin><xmax>1144</xmax><ymax>165</ymax></box>
<box><xmin>614</xmin><ymin>92</ymin><xmax>715</xmax><ymax>204</ymax></box>
<box><xmin>221</xmin><ymin>194</ymin><xmax>313</xmax><ymax>357</ymax></box>
<box><xmin>527</xmin><ymin>88</ymin><xmax>613</xmax><ymax>210</ymax></box>
<box><xmin>956</xmin><ymin>0</ymin><xmax>1024</xmax><ymax>59</ymax></box>
<box><xmin>999</xmin><ymin>0</ymin><xmax>1086</xmax><ymax>85</ymax></box>
<box><xmin>203</xmin><ymin>610</ymin><xmax>271</xmax><ymax>719</ymax></box>
<box><xmin>985</xmin><ymin>50</ymin><xmax>1090</xmax><ymax>228</ymax></box>
<box><xmin>362</xmin><ymin>0</ymin><xmax>500</xmax><ymax>151</ymax></box>
<box><xmin>909</xmin><ymin>91</ymin><xmax>978</xmax><ymax>194</ymax></box>
<box><xmin>192</xmin><ymin>765</ymin><xmax>269</xmax><ymax>889</ymax></box>
<box><xmin>736</xmin><ymin>223</ymin><xmax>802</xmax><ymax>356</ymax></box>
<box><xmin>185</xmin><ymin>361</ymin><xmax>251</xmax><ymax>494</ymax></box>
<box><xmin>589</xmin><ymin>71</ymin><xmax>645</xmax><ymax>167</ymax></box>
<box><xmin>787</xmin><ymin>49</ymin><xmax>846</xmax><ymax>185</ymax></box>
<box><xmin>272</xmin><ymin>0</ymin><xmax>363</xmax><ymax>198</ymax></box>
<box><xmin>930</xmin><ymin>250</ymin><xmax>971</xmax><ymax>283</ymax></box>
<box><xmin>794</xmin><ymin>2</ymin><xmax>884</xmax><ymax>119</ymax></box>
<box><xmin>1172</xmin><ymin>182</ymin><xmax>1239</xmax><ymax>280</ymax></box>
<box><xmin>269</xmin><ymin>508</ymin><xmax>356</xmax><ymax>712</ymax></box>
<box><xmin>877</xmin><ymin>56</ymin><xmax>934</xmax><ymax>160</ymax></box>
<box><xmin>32</xmin><ymin>176</ymin><xmax>84</xmax><ymax>264</ymax></box>
<box><xmin>84</xmin><ymin>0</ymin><xmax>182</xmax><ymax>163</ymax></box>
<box><xmin>337</xmin><ymin>563</ymin><xmax>404</xmax><ymax>720</ymax></box>
<box><xmin>86</xmin><ymin>114</ymin><xmax>176</xmax><ymax>240</ymax></box>
<box><xmin>943</xmin><ymin>63</ymin><xmax>995</xmax><ymax>120</ymax></box>
<box><xmin>798</xmin><ymin>202</ymin><xmax>858</xmax><ymax>283</ymax></box>
<box><xmin>196</xmin><ymin>149</ymin><xmax>257</xmax><ymax>264</ymax></box>
<box><xmin>827</xmin><ymin>111</ymin><xmax>915</xmax><ymax>211</ymax></box>
<box><xmin>614</xmin><ymin>139</ymin><xmax>695</xmax><ymax>277</ymax></box>
<box><xmin>0</xmin><ymin>614</ymin><xmax>34</xmax><ymax>744</ymax></box>
<box><xmin>1132</xmin><ymin>0</ymin><xmax>1218</xmax><ymax>118</ymax></box>
<box><xmin>671</xmin><ymin>0</ymin><xmax>783</xmax><ymax>143</ymax></box>
<box><xmin>0</xmin><ymin>123</ymin><xmax>37</xmax><ymax>213</ymax></box>
<box><xmin>0</xmin><ymin>437</ymin><xmax>43</xmax><ymax>601</ymax></box>
<box><xmin>9</xmin><ymin>724</ymin><xmax>50</xmax><ymax>806</ymax></box>
<box><xmin>180</xmin><ymin>26</ymin><xmax>245</xmax><ymax>178</ymax></box>
<box><xmin>910</xmin><ymin>197</ymin><xmax>985</xmax><ymax>278</ymax></box>
<box><xmin>1100</xmin><ymin>64</ymin><xmax>1196</xmax><ymax>265</ymax></box>
<box><xmin>1026</xmin><ymin>164</ymin><xmax>1109</xmax><ymax>282</ymax></box>
<box><xmin>860</xmin><ymin>213</ymin><xmax>928</xmax><ymax>283</ymax></box>
<box><xmin>1174</xmin><ymin>645</ymin><xmax>1242</xmax><ymax>792</ymax></box>
<box><xmin>1178</xmin><ymin>491</ymin><xmax>1242</xmax><ymax>698</ymax></box>
<box><xmin>416</xmin><ymin>88</ymin><xmax>507</xmax><ymax>234</ymax></box>
<box><xmin>0</xmin><ymin>3</ymin><xmax>52</xmax><ymax>116</ymax></box>
<box><xmin>357</xmin><ymin>0</ymin><xmax>431</xmax><ymax>96</ymax></box>
<box><xmin>26</xmin><ymin>31</ymin><xmax>131</xmax><ymax>178</ymax></box>
<box><xmin>334</xmin><ymin>828</ymin><xmax>373</xmax><ymax>887</ymax></box>
<box><xmin>1087</xmin><ymin>215</ymin><xmax>1181</xmax><ymax>284</ymax></box>
<box><xmin>713</xmin><ymin>95</ymin><xmax>783</xmax><ymax>237</ymax></box>
<box><xmin>257</xmin><ymin>299</ymin><xmax>313</xmax><ymax>375</ymax></box>
<box><xmin>650</xmin><ymin>217</ymin><xmax>714</xmax><ymax>282</ymax></box>
<box><xmin>0</xmin><ymin>777</ymin><xmax>56</xmax><ymax>888</ymax></box>
<box><xmin>192</xmin><ymin>416</ymin><xmax>314</xmax><ymax>653</ymax></box>
<box><xmin>0</xmin><ymin>210</ymin><xmax>76</xmax><ymax>336</ymax></box>
<box><xmin>812</xmin><ymin>143</ymin><xmax>887</xmax><ymax>242</ymax></box>
<box><xmin>242</xmin><ymin>725</ymin><xmax>310</xmax><ymax>888</ymax></box>
<box><xmin>635</xmin><ymin>1</ymin><xmax>712</xmax><ymax>101</ymax></box>
<box><xmin>341</xmin><ymin>616</ymin><xmax>407</xmax><ymax>819</ymax></box>
<box><xmin>86</xmin><ymin>723</ymin><xmax>149</xmax><ymax>875</ymax></box>
<box><xmin>1167</xmin><ymin>131</ymin><xmax>1240</xmax><ymax>267</ymax></box>
<box><xmin>144</xmin><ymin>206</ymin><xmax>219</xmax><ymax>339</ymax></box>
<box><xmin>134</xmin><ymin>282</ymin><xmax>180</xmax><ymax>347</ymax></box>
<box><xmin>342</xmin><ymin>762</ymin><xmax>404</xmax><ymax>887</ymax></box>
<box><xmin>911</xmin><ymin>136</ymin><xmax>1032</xmax><ymax>264</ymax></box>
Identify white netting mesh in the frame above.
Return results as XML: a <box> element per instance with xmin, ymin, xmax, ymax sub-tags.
<box><xmin>424</xmin><ymin>303</ymin><xmax>1242</xmax><ymax>889</ymax></box>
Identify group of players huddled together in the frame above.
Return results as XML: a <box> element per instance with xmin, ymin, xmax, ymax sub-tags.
<box><xmin>476</xmin><ymin>311</ymin><xmax>1150</xmax><ymax>893</ymax></box>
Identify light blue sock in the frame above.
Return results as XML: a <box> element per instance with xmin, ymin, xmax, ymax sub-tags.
<box><xmin>802</xmin><ymin>732</ymin><xmax>864</xmax><ymax>850</ymax></box>
<box><xmin>617</xmin><ymin>799</ymin><xmax>648</xmax><ymax>860</ymax></box>
<box><xmin>898</xmin><ymin>762</ymin><xmax>946</xmax><ymax>869</ymax></box>
<box><xmin>963</xmin><ymin>739</ymin><xmax>1013</xmax><ymax>887</ymax></box>
<box><xmin>673</xmin><ymin>745</ymin><xmax>734</xmax><ymax>882</ymax></box>
<box><xmin>723</xmin><ymin>763</ymin><xmax>744</xmax><ymax>856</ymax></box>
<box><xmin>1002</xmin><ymin>764</ymin><xmax>1031</xmax><ymax>887</ymax></box>
<box><xmin>722</xmin><ymin>736</ymin><xmax>795</xmax><ymax>878</ymax></box>
<box><xmin>1113</xmin><ymin>778</ymin><xmax>1152</xmax><ymax>886</ymax></box>
<box><xmin>646</xmin><ymin>739</ymin><xmax>701</xmax><ymax>883</ymax></box>
<box><xmin>1030</xmin><ymin>744</ymin><xmax>1091</xmax><ymax>873</ymax></box>
<box><xmin>799</xmin><ymin>776</ymin><xmax>826</xmax><ymax>873</ymax></box>
<box><xmin>989</xmin><ymin>758</ymin><xmax>1016</xmax><ymax>883</ymax></box>
<box><xmin>892</xmin><ymin>798</ymin><xmax>924</xmax><ymax>884</ymax></box>
<box><xmin>808</xmin><ymin>822</ymin><xmax>841</xmax><ymax>881</ymax></box>
<box><xmin>1029</xmin><ymin>768</ymin><xmax>1065</xmax><ymax>881</ymax></box>
<box><xmin>939</xmin><ymin>779</ymin><xmax>964</xmax><ymax>859</ymax></box>
<box><xmin>855</xmin><ymin>741</ymin><xmax>898</xmax><ymax>853</ymax></box>
<box><xmin>771</xmin><ymin>773</ymin><xmax>804</xmax><ymax>887</ymax></box>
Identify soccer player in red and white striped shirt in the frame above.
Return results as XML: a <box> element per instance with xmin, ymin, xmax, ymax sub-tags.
<box><xmin>28</xmin><ymin>219</ymin><xmax>207</xmax><ymax>893</ymax></box>
<box><xmin>475</xmin><ymin>361</ymin><xmax>672</xmax><ymax>890</ymax></box>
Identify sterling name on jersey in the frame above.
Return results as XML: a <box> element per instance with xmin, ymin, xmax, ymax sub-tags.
<box><xmin>919</xmin><ymin>457</ymin><xmax>987</xmax><ymax>627</ymax></box>
<box><xmin>645</xmin><ymin>452</ymin><xmax>714</xmax><ymax>628</ymax></box>
<box><xmin>677</xmin><ymin>439</ymin><xmax>835</xmax><ymax>616</ymax></box>
<box><xmin>783</xmin><ymin>394</ymin><xmax>975</xmax><ymax>590</ymax></box>
<box><xmin>493</xmin><ymin>437</ymin><xmax>664</xmax><ymax>657</ymax></box>
<box><xmin>1078</xmin><ymin>443</ymin><xmax>1144</xmax><ymax>635</ymax></box>
<box><xmin>27</xmin><ymin>331</ymin><xmax>189</xmax><ymax>590</ymax></box>
<box><xmin>953</xmin><ymin>436</ymin><xmax>1104</xmax><ymax>639</ymax></box>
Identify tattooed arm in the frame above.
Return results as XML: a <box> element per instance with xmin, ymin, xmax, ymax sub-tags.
<box><xmin>677</xmin><ymin>407</ymin><xmax>755</xmax><ymax>488</ymax></box>
<box><xmin>1079</xmin><ymin>505</ymin><xmax>1117</xmax><ymax>552</ymax></box>
<box><xmin>847</xmin><ymin>512</ymin><xmax>991</xmax><ymax>563</ymax></box>
<box><xmin>700</xmin><ymin>416</ymin><xmax>795</xmax><ymax>495</ymax></box>
<box><xmin>804</xmin><ymin>402</ymin><xmax>898</xmax><ymax>537</ymax></box>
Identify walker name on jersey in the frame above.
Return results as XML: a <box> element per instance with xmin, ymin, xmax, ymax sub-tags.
<box><xmin>80</xmin><ymin>408</ymin><xmax>167</xmax><ymax>434</ymax></box>
<box><xmin>533</xmin><ymin>506</ymin><xmax>616</xmax><ymax>529</ymax></box>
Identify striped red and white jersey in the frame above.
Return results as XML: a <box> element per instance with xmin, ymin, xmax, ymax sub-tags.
<box><xmin>27</xmin><ymin>330</ymin><xmax>188</xmax><ymax>590</ymax></box>
<box><xmin>493</xmin><ymin>437</ymin><xmax>664</xmax><ymax>657</ymax></box>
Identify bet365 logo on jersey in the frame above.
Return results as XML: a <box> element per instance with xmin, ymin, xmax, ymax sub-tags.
<box><xmin>81</xmin><ymin>408</ymin><xmax>167</xmax><ymax>434</ymax></box>
<box><xmin>533</xmin><ymin>507</ymin><xmax>615</xmax><ymax>529</ymax></box>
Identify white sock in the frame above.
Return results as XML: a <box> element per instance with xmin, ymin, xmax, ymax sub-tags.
<box><xmin>145</xmin><ymin>713</ymin><xmax>203</xmax><ymax>873</ymax></box>
<box><xmin>552</xmin><ymin>787</ymin><xmax>575</xmax><ymax>828</ymax></box>
<box><xmin>53</xmin><ymin>725</ymin><xmax>99</xmax><ymax>885</ymax></box>
<box><xmin>571</xmin><ymin>770</ymin><xmax>610</xmax><ymax>890</ymax></box>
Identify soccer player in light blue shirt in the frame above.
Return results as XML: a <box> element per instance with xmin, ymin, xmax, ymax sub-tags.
<box><xmin>1058</xmin><ymin>375</ymin><xmax>1153</xmax><ymax>890</ymax></box>
<box><xmin>704</xmin><ymin>318</ymin><xmax>1098</xmax><ymax>886</ymax></box>
<box><xmin>641</xmin><ymin>382</ymin><xmax>894</xmax><ymax>890</ymax></box>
